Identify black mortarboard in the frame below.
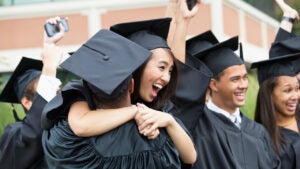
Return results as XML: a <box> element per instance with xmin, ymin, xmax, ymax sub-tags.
<box><xmin>110</xmin><ymin>18</ymin><xmax>171</xmax><ymax>50</ymax></box>
<box><xmin>251</xmin><ymin>52</ymin><xmax>300</xmax><ymax>85</ymax></box>
<box><xmin>269</xmin><ymin>28</ymin><xmax>300</xmax><ymax>74</ymax></box>
<box><xmin>194</xmin><ymin>36</ymin><xmax>242</xmax><ymax>76</ymax></box>
<box><xmin>60</xmin><ymin>29</ymin><xmax>152</xmax><ymax>97</ymax></box>
<box><xmin>0</xmin><ymin>57</ymin><xmax>42</xmax><ymax>103</ymax></box>
<box><xmin>269</xmin><ymin>28</ymin><xmax>300</xmax><ymax>58</ymax></box>
<box><xmin>186</xmin><ymin>30</ymin><xmax>219</xmax><ymax>57</ymax></box>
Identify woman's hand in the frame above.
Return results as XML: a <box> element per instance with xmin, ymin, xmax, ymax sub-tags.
<box><xmin>43</xmin><ymin>16</ymin><xmax>67</xmax><ymax>45</ymax></box>
<box><xmin>276</xmin><ymin>0</ymin><xmax>299</xmax><ymax>20</ymax></box>
<box><xmin>134</xmin><ymin>103</ymin><xmax>172</xmax><ymax>139</ymax></box>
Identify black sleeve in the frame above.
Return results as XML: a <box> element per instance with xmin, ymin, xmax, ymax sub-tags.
<box><xmin>170</xmin><ymin>58</ymin><xmax>211</xmax><ymax>133</ymax></box>
<box><xmin>0</xmin><ymin>94</ymin><xmax>47</xmax><ymax>169</ymax></box>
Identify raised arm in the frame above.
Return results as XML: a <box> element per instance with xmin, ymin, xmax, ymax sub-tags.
<box><xmin>0</xmin><ymin>17</ymin><xmax>64</xmax><ymax>169</ymax></box>
<box><xmin>275</xmin><ymin>0</ymin><xmax>299</xmax><ymax>32</ymax></box>
<box><xmin>167</xmin><ymin>0</ymin><xmax>200</xmax><ymax>63</ymax></box>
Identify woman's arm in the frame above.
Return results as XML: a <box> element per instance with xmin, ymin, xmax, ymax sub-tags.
<box><xmin>167</xmin><ymin>0</ymin><xmax>200</xmax><ymax>63</ymax></box>
<box><xmin>136</xmin><ymin>103</ymin><xmax>197</xmax><ymax>164</ymax></box>
<box><xmin>275</xmin><ymin>0</ymin><xmax>299</xmax><ymax>32</ymax></box>
<box><xmin>68</xmin><ymin>101</ymin><xmax>137</xmax><ymax>137</ymax></box>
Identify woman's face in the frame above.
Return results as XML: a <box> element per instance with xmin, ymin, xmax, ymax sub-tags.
<box><xmin>272</xmin><ymin>76</ymin><xmax>299</xmax><ymax>118</ymax></box>
<box><xmin>139</xmin><ymin>48</ymin><xmax>174</xmax><ymax>102</ymax></box>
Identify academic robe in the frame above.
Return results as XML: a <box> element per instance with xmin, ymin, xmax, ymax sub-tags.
<box><xmin>192</xmin><ymin>106</ymin><xmax>281</xmax><ymax>169</ymax></box>
<box><xmin>41</xmin><ymin>79</ymin><xmax>187</xmax><ymax>169</ymax></box>
<box><xmin>170</xmin><ymin>57</ymin><xmax>212</xmax><ymax>133</ymax></box>
<box><xmin>0</xmin><ymin>94</ymin><xmax>47</xmax><ymax>169</ymax></box>
<box><xmin>279</xmin><ymin>121</ymin><xmax>300</xmax><ymax>169</ymax></box>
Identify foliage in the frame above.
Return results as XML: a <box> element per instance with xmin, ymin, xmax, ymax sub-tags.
<box><xmin>0</xmin><ymin>73</ymin><xmax>26</xmax><ymax>136</ymax></box>
<box><xmin>274</xmin><ymin>0</ymin><xmax>300</xmax><ymax>35</ymax></box>
<box><xmin>240</xmin><ymin>67</ymin><xmax>259</xmax><ymax>120</ymax></box>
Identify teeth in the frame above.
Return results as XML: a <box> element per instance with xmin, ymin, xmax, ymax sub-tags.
<box><xmin>287</xmin><ymin>104</ymin><xmax>296</xmax><ymax>108</ymax></box>
<box><xmin>154</xmin><ymin>84</ymin><xmax>162</xmax><ymax>89</ymax></box>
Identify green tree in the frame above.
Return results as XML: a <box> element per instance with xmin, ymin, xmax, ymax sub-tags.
<box><xmin>275</xmin><ymin>0</ymin><xmax>300</xmax><ymax>35</ymax></box>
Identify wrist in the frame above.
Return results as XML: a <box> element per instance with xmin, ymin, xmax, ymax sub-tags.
<box><xmin>132</xmin><ymin>105</ymin><xmax>139</xmax><ymax>116</ymax></box>
<box><xmin>282</xmin><ymin>16</ymin><xmax>295</xmax><ymax>23</ymax></box>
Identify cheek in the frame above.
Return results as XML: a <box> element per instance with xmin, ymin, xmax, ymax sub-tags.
<box><xmin>273</xmin><ymin>92</ymin><xmax>287</xmax><ymax>107</ymax></box>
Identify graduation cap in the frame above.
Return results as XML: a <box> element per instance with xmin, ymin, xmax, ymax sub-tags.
<box><xmin>269</xmin><ymin>29</ymin><xmax>300</xmax><ymax>74</ymax></box>
<box><xmin>60</xmin><ymin>29</ymin><xmax>152</xmax><ymax>98</ymax></box>
<box><xmin>269</xmin><ymin>28</ymin><xmax>300</xmax><ymax>58</ymax></box>
<box><xmin>251</xmin><ymin>52</ymin><xmax>300</xmax><ymax>85</ymax></box>
<box><xmin>0</xmin><ymin>57</ymin><xmax>42</xmax><ymax>103</ymax></box>
<box><xmin>186</xmin><ymin>30</ymin><xmax>219</xmax><ymax>57</ymax></box>
<box><xmin>193</xmin><ymin>36</ymin><xmax>242</xmax><ymax>76</ymax></box>
<box><xmin>110</xmin><ymin>18</ymin><xmax>171</xmax><ymax>50</ymax></box>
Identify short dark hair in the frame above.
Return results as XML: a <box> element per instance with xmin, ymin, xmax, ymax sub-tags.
<box><xmin>22</xmin><ymin>76</ymin><xmax>40</xmax><ymax>101</ymax></box>
<box><xmin>85</xmin><ymin>75</ymin><xmax>132</xmax><ymax>108</ymax></box>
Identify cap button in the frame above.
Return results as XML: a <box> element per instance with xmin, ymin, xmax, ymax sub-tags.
<box><xmin>103</xmin><ymin>55</ymin><xmax>109</xmax><ymax>61</ymax></box>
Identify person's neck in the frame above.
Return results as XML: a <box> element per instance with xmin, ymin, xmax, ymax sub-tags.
<box><xmin>277</xmin><ymin>115</ymin><xmax>299</xmax><ymax>132</ymax></box>
<box><xmin>97</xmin><ymin>99</ymin><xmax>131</xmax><ymax>109</ymax></box>
<box><xmin>210</xmin><ymin>97</ymin><xmax>237</xmax><ymax>114</ymax></box>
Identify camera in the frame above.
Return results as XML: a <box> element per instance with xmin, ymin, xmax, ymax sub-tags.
<box><xmin>187</xmin><ymin>0</ymin><xmax>196</xmax><ymax>11</ymax></box>
<box><xmin>44</xmin><ymin>18</ymin><xmax>69</xmax><ymax>37</ymax></box>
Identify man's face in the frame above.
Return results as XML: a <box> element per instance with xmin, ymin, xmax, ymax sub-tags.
<box><xmin>210</xmin><ymin>64</ymin><xmax>248</xmax><ymax>113</ymax></box>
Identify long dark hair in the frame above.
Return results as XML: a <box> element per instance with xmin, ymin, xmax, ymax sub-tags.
<box><xmin>132</xmin><ymin>48</ymin><xmax>178</xmax><ymax>110</ymax></box>
<box><xmin>254</xmin><ymin>77</ymin><xmax>285</xmax><ymax>154</ymax></box>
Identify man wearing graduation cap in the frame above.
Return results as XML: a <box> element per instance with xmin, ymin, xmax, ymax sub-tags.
<box><xmin>164</xmin><ymin>1</ymin><xmax>280</xmax><ymax>167</ymax></box>
<box><xmin>184</xmin><ymin>34</ymin><xmax>281</xmax><ymax>168</ymax></box>
<box><xmin>0</xmin><ymin>17</ymin><xmax>64</xmax><ymax>169</ymax></box>
<box><xmin>41</xmin><ymin>29</ymin><xmax>195</xmax><ymax>168</ymax></box>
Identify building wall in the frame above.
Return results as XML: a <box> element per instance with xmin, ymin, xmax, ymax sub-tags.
<box><xmin>0</xmin><ymin>0</ymin><xmax>279</xmax><ymax>72</ymax></box>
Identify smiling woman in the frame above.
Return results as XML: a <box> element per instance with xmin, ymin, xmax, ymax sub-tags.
<box><xmin>41</xmin><ymin>18</ymin><xmax>196</xmax><ymax>168</ymax></box>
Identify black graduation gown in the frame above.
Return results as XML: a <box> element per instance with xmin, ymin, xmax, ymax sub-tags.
<box><xmin>279</xmin><ymin>121</ymin><xmax>300</xmax><ymax>169</ymax></box>
<box><xmin>41</xmin><ymin>80</ymin><xmax>185</xmax><ymax>169</ymax></box>
<box><xmin>170</xmin><ymin>56</ymin><xmax>212</xmax><ymax>133</ymax></box>
<box><xmin>0</xmin><ymin>94</ymin><xmax>47</xmax><ymax>169</ymax></box>
<box><xmin>192</xmin><ymin>106</ymin><xmax>281</xmax><ymax>169</ymax></box>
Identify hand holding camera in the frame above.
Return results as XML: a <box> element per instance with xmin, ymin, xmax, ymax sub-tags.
<box><xmin>43</xmin><ymin>17</ymin><xmax>69</xmax><ymax>44</ymax></box>
<box><xmin>44</xmin><ymin>17</ymin><xmax>69</xmax><ymax>37</ymax></box>
<box><xmin>187</xmin><ymin>0</ymin><xmax>197</xmax><ymax>11</ymax></box>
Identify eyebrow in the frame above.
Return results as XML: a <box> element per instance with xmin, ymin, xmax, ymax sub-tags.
<box><xmin>229</xmin><ymin>73</ymin><xmax>247</xmax><ymax>80</ymax></box>
<box><xmin>158</xmin><ymin>60</ymin><xmax>170</xmax><ymax>65</ymax></box>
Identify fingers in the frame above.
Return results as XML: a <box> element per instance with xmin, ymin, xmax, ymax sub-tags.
<box><xmin>139</xmin><ymin>124</ymin><xmax>159</xmax><ymax>137</ymax></box>
<box><xmin>43</xmin><ymin>16</ymin><xmax>67</xmax><ymax>44</ymax></box>
<box><xmin>147</xmin><ymin>129</ymin><xmax>160</xmax><ymax>139</ymax></box>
